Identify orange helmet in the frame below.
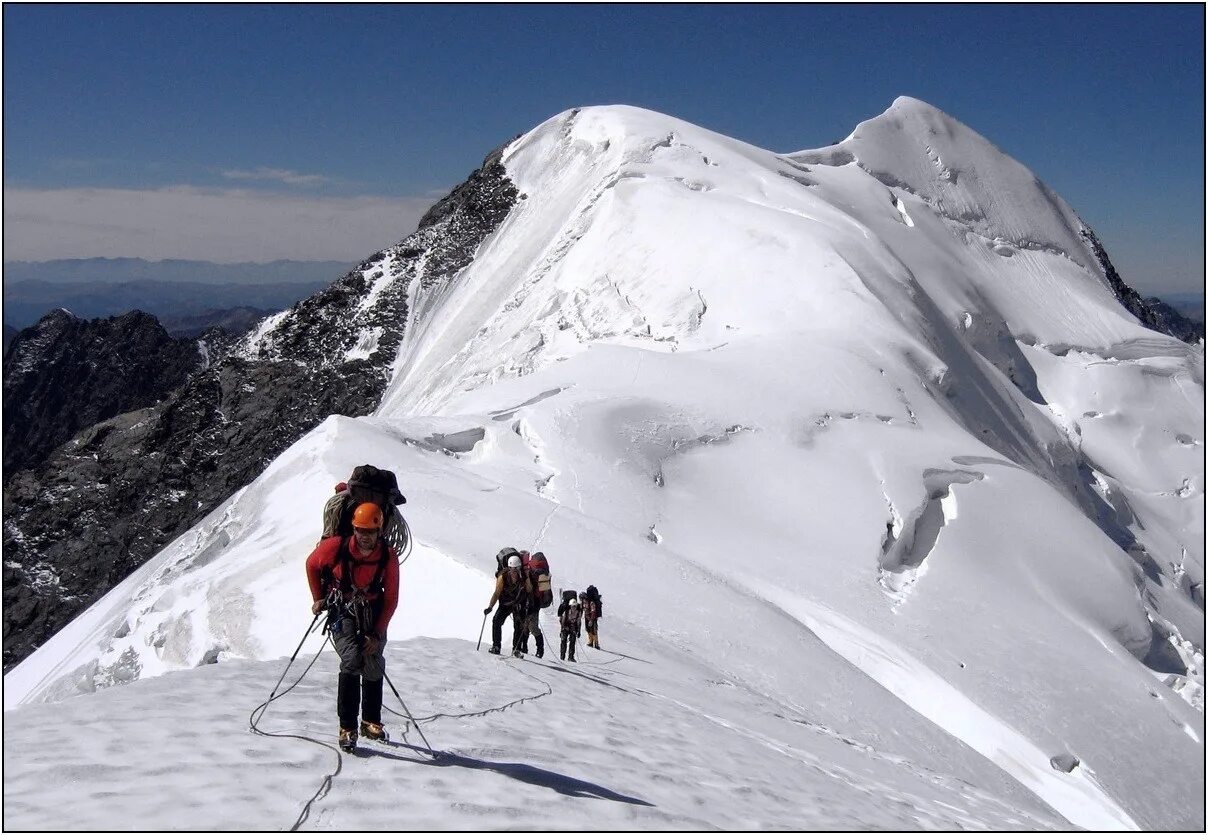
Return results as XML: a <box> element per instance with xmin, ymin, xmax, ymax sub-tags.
<box><xmin>351</xmin><ymin>502</ymin><xmax>383</xmax><ymax>531</ymax></box>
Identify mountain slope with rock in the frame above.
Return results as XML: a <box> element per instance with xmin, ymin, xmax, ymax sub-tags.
<box><xmin>5</xmin><ymin>100</ymin><xmax>1202</xmax><ymax>830</ymax></box>
<box><xmin>2</xmin><ymin>309</ymin><xmax>204</xmax><ymax>477</ymax></box>
<box><xmin>1</xmin><ymin>147</ymin><xmax>518</xmax><ymax>671</ymax></box>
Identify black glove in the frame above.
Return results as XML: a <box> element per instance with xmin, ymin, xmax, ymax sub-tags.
<box><xmin>483</xmin><ymin>606</ymin><xmax>492</xmax><ymax>615</ymax></box>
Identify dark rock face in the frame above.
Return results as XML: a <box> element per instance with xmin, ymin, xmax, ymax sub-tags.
<box><xmin>1080</xmin><ymin>228</ymin><xmax>1205</xmax><ymax>343</ymax></box>
<box><xmin>3</xmin><ymin>310</ymin><xmax>204</xmax><ymax>478</ymax></box>
<box><xmin>2</xmin><ymin>148</ymin><xmax>519</xmax><ymax>671</ymax></box>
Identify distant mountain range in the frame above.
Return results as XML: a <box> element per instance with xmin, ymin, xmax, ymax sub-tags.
<box><xmin>1154</xmin><ymin>292</ymin><xmax>1205</xmax><ymax>323</ymax></box>
<box><xmin>2</xmin><ymin>258</ymin><xmax>352</xmax><ymax>330</ymax></box>
<box><xmin>4</xmin><ymin>257</ymin><xmax>350</xmax><ymax>285</ymax></box>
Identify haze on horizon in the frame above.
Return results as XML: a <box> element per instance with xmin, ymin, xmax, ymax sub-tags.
<box><xmin>2</xmin><ymin>4</ymin><xmax>1203</xmax><ymax>295</ymax></box>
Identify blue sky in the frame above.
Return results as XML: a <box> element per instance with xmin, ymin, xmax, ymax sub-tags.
<box><xmin>3</xmin><ymin>4</ymin><xmax>1203</xmax><ymax>293</ymax></box>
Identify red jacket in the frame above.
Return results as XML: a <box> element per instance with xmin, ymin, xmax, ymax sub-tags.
<box><xmin>306</xmin><ymin>535</ymin><xmax>399</xmax><ymax>638</ymax></box>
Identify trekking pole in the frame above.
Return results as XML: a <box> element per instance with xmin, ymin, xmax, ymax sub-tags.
<box><xmin>250</xmin><ymin>610</ymin><xmax>324</xmax><ymax>730</ymax></box>
<box><xmin>383</xmin><ymin>671</ymin><xmax>437</xmax><ymax>757</ymax></box>
<box><xmin>476</xmin><ymin>610</ymin><xmax>488</xmax><ymax>651</ymax></box>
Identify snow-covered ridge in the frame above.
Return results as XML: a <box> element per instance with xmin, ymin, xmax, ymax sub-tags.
<box><xmin>382</xmin><ymin>102</ymin><xmax>1168</xmax><ymax>419</ymax></box>
<box><xmin>6</xmin><ymin>101</ymin><xmax>1202</xmax><ymax>830</ymax></box>
<box><xmin>792</xmin><ymin>96</ymin><xmax>1097</xmax><ymax>272</ymax></box>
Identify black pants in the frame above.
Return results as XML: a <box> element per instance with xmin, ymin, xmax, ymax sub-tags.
<box><xmin>560</xmin><ymin>628</ymin><xmax>579</xmax><ymax>661</ymax></box>
<box><xmin>331</xmin><ymin>614</ymin><xmax>385</xmax><ymax>731</ymax></box>
<box><xmin>491</xmin><ymin>604</ymin><xmax>523</xmax><ymax>652</ymax></box>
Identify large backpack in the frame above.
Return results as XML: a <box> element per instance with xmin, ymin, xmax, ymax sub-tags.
<box><xmin>349</xmin><ymin>464</ymin><xmax>406</xmax><ymax>506</ymax></box>
<box><xmin>321</xmin><ymin>465</ymin><xmax>407</xmax><ymax>550</ymax></box>
<box><xmin>585</xmin><ymin>584</ymin><xmax>602</xmax><ymax>617</ymax></box>
<box><xmin>523</xmin><ymin>551</ymin><xmax>553</xmax><ymax>608</ymax></box>
<box><xmin>495</xmin><ymin>547</ymin><xmax>521</xmax><ymax>576</ymax></box>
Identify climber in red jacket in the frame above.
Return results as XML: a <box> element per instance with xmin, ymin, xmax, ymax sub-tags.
<box><xmin>305</xmin><ymin>502</ymin><xmax>399</xmax><ymax>752</ymax></box>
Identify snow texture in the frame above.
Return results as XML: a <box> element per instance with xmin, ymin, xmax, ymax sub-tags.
<box><xmin>5</xmin><ymin>101</ymin><xmax>1203</xmax><ymax>831</ymax></box>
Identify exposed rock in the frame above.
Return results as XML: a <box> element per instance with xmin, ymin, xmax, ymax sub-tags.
<box><xmin>3</xmin><ymin>310</ymin><xmax>204</xmax><ymax>478</ymax></box>
<box><xmin>1049</xmin><ymin>753</ymin><xmax>1080</xmax><ymax>773</ymax></box>
<box><xmin>1081</xmin><ymin>227</ymin><xmax>1204</xmax><ymax>343</ymax></box>
<box><xmin>3</xmin><ymin>146</ymin><xmax>519</xmax><ymax>671</ymax></box>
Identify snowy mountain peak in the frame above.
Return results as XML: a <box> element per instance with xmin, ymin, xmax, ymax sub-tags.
<box><xmin>794</xmin><ymin>96</ymin><xmax>1095</xmax><ymax>276</ymax></box>
<box><xmin>5</xmin><ymin>101</ymin><xmax>1202</xmax><ymax>831</ymax></box>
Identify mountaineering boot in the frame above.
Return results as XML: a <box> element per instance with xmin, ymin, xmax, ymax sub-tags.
<box><xmin>360</xmin><ymin>720</ymin><xmax>387</xmax><ymax>741</ymax></box>
<box><xmin>513</xmin><ymin>648</ymin><xmax>524</xmax><ymax>658</ymax></box>
<box><xmin>339</xmin><ymin>727</ymin><xmax>358</xmax><ymax>752</ymax></box>
<box><xmin>489</xmin><ymin>645</ymin><xmax>501</xmax><ymax>655</ymax></box>
<box><xmin>535</xmin><ymin>634</ymin><xmax>545</xmax><ymax>659</ymax></box>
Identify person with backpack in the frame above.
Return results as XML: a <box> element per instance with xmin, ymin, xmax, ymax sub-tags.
<box><xmin>321</xmin><ymin>464</ymin><xmax>407</xmax><ymax>551</ymax></box>
<box><xmin>557</xmin><ymin>590</ymin><xmax>582</xmax><ymax>662</ymax></box>
<box><xmin>516</xmin><ymin>551</ymin><xmax>552</xmax><ymax>658</ymax></box>
<box><xmin>483</xmin><ymin>552</ymin><xmax>533</xmax><ymax>657</ymax></box>
<box><xmin>306</xmin><ymin>503</ymin><xmax>400</xmax><ymax>752</ymax></box>
<box><xmin>580</xmin><ymin>585</ymin><xmax>602</xmax><ymax>649</ymax></box>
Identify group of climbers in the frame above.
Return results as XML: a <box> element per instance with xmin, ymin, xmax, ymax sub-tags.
<box><xmin>553</xmin><ymin>585</ymin><xmax>602</xmax><ymax>661</ymax></box>
<box><xmin>481</xmin><ymin>547</ymin><xmax>599</xmax><ymax>661</ymax></box>
<box><xmin>303</xmin><ymin>464</ymin><xmax>605</xmax><ymax>752</ymax></box>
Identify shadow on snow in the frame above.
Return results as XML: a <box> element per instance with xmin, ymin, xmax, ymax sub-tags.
<box><xmin>366</xmin><ymin>741</ymin><xmax>655</xmax><ymax>807</ymax></box>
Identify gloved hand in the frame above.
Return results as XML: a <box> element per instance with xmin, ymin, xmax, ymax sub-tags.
<box><xmin>363</xmin><ymin>634</ymin><xmax>381</xmax><ymax>656</ymax></box>
<box><xmin>311</xmin><ymin>599</ymin><xmax>325</xmax><ymax>615</ymax></box>
<box><xmin>483</xmin><ymin>606</ymin><xmax>492</xmax><ymax>615</ymax></box>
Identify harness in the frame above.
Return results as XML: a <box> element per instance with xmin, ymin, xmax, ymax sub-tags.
<box><xmin>498</xmin><ymin>570</ymin><xmax>529</xmax><ymax>610</ymax></box>
<box><xmin>324</xmin><ymin>536</ymin><xmax>390</xmax><ymax>638</ymax></box>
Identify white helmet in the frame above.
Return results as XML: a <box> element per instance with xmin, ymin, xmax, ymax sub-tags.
<box><xmin>507</xmin><ymin>555</ymin><xmax>522</xmax><ymax>568</ymax></box>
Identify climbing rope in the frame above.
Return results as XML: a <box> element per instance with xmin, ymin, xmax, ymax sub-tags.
<box><xmin>248</xmin><ymin>613</ymin><xmax>343</xmax><ymax>832</ymax></box>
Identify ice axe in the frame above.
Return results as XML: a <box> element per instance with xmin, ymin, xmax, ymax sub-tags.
<box><xmin>476</xmin><ymin>609</ymin><xmax>489</xmax><ymax>651</ymax></box>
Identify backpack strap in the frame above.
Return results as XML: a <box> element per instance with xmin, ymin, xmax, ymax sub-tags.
<box><xmin>339</xmin><ymin>536</ymin><xmax>391</xmax><ymax>596</ymax></box>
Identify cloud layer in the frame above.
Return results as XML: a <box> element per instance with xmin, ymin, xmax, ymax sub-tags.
<box><xmin>3</xmin><ymin>186</ymin><xmax>435</xmax><ymax>262</ymax></box>
<box><xmin>219</xmin><ymin>167</ymin><xmax>331</xmax><ymax>186</ymax></box>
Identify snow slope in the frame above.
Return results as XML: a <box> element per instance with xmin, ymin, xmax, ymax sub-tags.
<box><xmin>5</xmin><ymin>100</ymin><xmax>1203</xmax><ymax>830</ymax></box>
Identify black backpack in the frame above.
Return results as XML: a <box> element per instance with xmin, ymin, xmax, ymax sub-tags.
<box><xmin>495</xmin><ymin>547</ymin><xmax>521</xmax><ymax>576</ymax></box>
<box><xmin>348</xmin><ymin>464</ymin><xmax>405</xmax><ymax>506</ymax></box>
<box><xmin>585</xmin><ymin>585</ymin><xmax>602</xmax><ymax>616</ymax></box>
<box><xmin>321</xmin><ymin>466</ymin><xmax>407</xmax><ymax>552</ymax></box>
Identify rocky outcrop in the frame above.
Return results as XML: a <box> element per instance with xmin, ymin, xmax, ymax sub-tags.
<box><xmin>3</xmin><ymin>310</ymin><xmax>205</xmax><ymax>478</ymax></box>
<box><xmin>2</xmin><ymin>147</ymin><xmax>519</xmax><ymax>671</ymax></box>
<box><xmin>1081</xmin><ymin>227</ymin><xmax>1204</xmax><ymax>343</ymax></box>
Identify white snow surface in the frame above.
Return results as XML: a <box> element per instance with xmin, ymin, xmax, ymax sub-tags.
<box><xmin>5</xmin><ymin>101</ymin><xmax>1203</xmax><ymax>830</ymax></box>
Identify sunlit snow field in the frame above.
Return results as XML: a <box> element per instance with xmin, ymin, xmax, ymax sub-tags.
<box><xmin>5</xmin><ymin>100</ymin><xmax>1202</xmax><ymax>830</ymax></box>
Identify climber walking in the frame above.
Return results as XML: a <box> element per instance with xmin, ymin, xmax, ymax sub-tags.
<box><xmin>484</xmin><ymin>551</ymin><xmax>533</xmax><ymax>657</ymax></box>
<box><xmin>516</xmin><ymin>550</ymin><xmax>553</xmax><ymax>658</ymax></box>
<box><xmin>580</xmin><ymin>585</ymin><xmax>603</xmax><ymax>649</ymax></box>
<box><xmin>306</xmin><ymin>502</ymin><xmax>399</xmax><ymax>752</ymax></box>
<box><xmin>558</xmin><ymin>591</ymin><xmax>582</xmax><ymax>662</ymax></box>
